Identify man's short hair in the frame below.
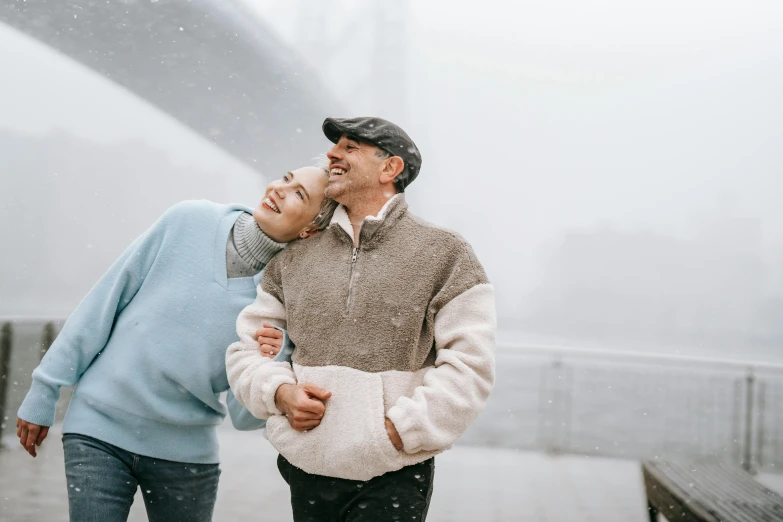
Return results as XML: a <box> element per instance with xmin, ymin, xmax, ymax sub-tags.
<box><xmin>342</xmin><ymin>136</ymin><xmax>402</xmax><ymax>193</ymax></box>
<box><xmin>372</xmin><ymin>147</ymin><xmax>404</xmax><ymax>193</ymax></box>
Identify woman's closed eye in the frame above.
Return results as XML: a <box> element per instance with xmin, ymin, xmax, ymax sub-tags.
<box><xmin>296</xmin><ymin>190</ymin><xmax>304</xmax><ymax>200</ymax></box>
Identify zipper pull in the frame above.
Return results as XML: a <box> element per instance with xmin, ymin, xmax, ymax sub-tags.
<box><xmin>351</xmin><ymin>247</ymin><xmax>358</xmax><ymax>263</ymax></box>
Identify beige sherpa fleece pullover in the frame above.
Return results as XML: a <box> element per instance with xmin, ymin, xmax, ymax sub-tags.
<box><xmin>226</xmin><ymin>194</ymin><xmax>496</xmax><ymax>481</ymax></box>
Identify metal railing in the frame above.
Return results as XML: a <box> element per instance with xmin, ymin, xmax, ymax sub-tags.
<box><xmin>2</xmin><ymin>319</ymin><xmax>783</xmax><ymax>474</ymax></box>
<box><xmin>462</xmin><ymin>342</ymin><xmax>783</xmax><ymax>473</ymax></box>
<box><xmin>0</xmin><ymin>319</ymin><xmax>64</xmax><ymax>441</ymax></box>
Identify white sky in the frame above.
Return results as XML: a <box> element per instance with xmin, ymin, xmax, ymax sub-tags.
<box><xmin>1</xmin><ymin>1</ymin><xmax>781</xmax><ymax>316</ymax></box>
<box><xmin>244</xmin><ymin>0</ymin><xmax>783</xmax><ymax>313</ymax></box>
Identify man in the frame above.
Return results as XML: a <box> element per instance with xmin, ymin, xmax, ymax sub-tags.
<box><xmin>227</xmin><ymin>117</ymin><xmax>496</xmax><ymax>521</ymax></box>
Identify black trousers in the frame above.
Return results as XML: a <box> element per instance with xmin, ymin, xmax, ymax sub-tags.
<box><xmin>277</xmin><ymin>454</ymin><xmax>435</xmax><ymax>522</ymax></box>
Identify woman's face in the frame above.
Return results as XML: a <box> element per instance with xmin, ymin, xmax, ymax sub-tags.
<box><xmin>253</xmin><ymin>166</ymin><xmax>329</xmax><ymax>243</ymax></box>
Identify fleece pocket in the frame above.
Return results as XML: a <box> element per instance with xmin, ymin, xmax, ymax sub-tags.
<box><xmin>265</xmin><ymin>364</ymin><xmax>405</xmax><ymax>481</ymax></box>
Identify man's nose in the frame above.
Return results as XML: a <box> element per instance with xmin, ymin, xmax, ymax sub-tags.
<box><xmin>327</xmin><ymin>145</ymin><xmax>342</xmax><ymax>161</ymax></box>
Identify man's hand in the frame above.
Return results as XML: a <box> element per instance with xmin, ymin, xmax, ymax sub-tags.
<box><xmin>275</xmin><ymin>383</ymin><xmax>332</xmax><ymax>431</ymax></box>
<box><xmin>16</xmin><ymin>418</ymin><xmax>49</xmax><ymax>458</ymax></box>
<box><xmin>256</xmin><ymin>322</ymin><xmax>283</xmax><ymax>358</ymax></box>
<box><xmin>385</xmin><ymin>417</ymin><xmax>403</xmax><ymax>451</ymax></box>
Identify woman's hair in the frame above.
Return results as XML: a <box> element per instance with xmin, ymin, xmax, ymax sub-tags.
<box><xmin>309</xmin><ymin>155</ymin><xmax>339</xmax><ymax>231</ymax></box>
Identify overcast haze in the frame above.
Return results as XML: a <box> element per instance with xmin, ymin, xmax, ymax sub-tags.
<box><xmin>246</xmin><ymin>0</ymin><xmax>783</xmax><ymax>354</ymax></box>
<box><xmin>1</xmin><ymin>0</ymin><xmax>782</xmax><ymax>358</ymax></box>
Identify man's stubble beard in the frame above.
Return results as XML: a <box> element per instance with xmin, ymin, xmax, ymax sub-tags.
<box><xmin>325</xmin><ymin>171</ymin><xmax>366</xmax><ymax>205</ymax></box>
<box><xmin>324</xmin><ymin>181</ymin><xmax>344</xmax><ymax>201</ymax></box>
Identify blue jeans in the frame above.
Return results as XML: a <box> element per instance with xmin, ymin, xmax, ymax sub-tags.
<box><xmin>63</xmin><ymin>433</ymin><xmax>221</xmax><ymax>522</ymax></box>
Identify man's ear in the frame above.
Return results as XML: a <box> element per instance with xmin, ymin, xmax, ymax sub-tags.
<box><xmin>379</xmin><ymin>156</ymin><xmax>405</xmax><ymax>185</ymax></box>
<box><xmin>297</xmin><ymin>227</ymin><xmax>320</xmax><ymax>240</ymax></box>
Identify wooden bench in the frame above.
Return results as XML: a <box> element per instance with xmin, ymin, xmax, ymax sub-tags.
<box><xmin>642</xmin><ymin>460</ymin><xmax>783</xmax><ymax>522</ymax></box>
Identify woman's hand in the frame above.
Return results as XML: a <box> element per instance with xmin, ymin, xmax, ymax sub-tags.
<box><xmin>16</xmin><ymin>418</ymin><xmax>49</xmax><ymax>457</ymax></box>
<box><xmin>256</xmin><ymin>322</ymin><xmax>284</xmax><ymax>358</ymax></box>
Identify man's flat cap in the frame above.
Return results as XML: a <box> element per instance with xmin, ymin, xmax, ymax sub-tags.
<box><xmin>322</xmin><ymin>117</ymin><xmax>422</xmax><ymax>191</ymax></box>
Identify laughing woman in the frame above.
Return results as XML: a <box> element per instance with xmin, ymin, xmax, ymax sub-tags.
<box><xmin>15</xmin><ymin>163</ymin><xmax>337</xmax><ymax>522</ymax></box>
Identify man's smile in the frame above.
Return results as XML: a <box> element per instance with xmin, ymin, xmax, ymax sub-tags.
<box><xmin>329</xmin><ymin>166</ymin><xmax>347</xmax><ymax>180</ymax></box>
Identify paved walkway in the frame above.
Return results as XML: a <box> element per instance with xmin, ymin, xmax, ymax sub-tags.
<box><xmin>0</xmin><ymin>423</ymin><xmax>667</xmax><ymax>521</ymax></box>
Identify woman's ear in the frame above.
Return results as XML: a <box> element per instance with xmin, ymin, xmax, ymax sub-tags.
<box><xmin>298</xmin><ymin>227</ymin><xmax>319</xmax><ymax>240</ymax></box>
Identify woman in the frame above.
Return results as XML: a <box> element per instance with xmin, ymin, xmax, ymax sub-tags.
<box><xmin>15</xmin><ymin>163</ymin><xmax>337</xmax><ymax>522</ymax></box>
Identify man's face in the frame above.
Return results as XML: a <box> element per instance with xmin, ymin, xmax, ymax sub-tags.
<box><xmin>252</xmin><ymin>166</ymin><xmax>328</xmax><ymax>243</ymax></box>
<box><xmin>325</xmin><ymin>135</ymin><xmax>384</xmax><ymax>204</ymax></box>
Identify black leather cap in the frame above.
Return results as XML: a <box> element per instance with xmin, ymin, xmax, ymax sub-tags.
<box><xmin>322</xmin><ymin>117</ymin><xmax>422</xmax><ymax>191</ymax></box>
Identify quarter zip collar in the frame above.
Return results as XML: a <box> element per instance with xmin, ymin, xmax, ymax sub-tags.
<box><xmin>329</xmin><ymin>194</ymin><xmax>408</xmax><ymax>248</ymax></box>
<box><xmin>329</xmin><ymin>194</ymin><xmax>408</xmax><ymax>311</ymax></box>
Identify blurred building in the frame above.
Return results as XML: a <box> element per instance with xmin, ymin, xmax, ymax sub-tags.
<box><xmin>524</xmin><ymin>217</ymin><xmax>778</xmax><ymax>346</ymax></box>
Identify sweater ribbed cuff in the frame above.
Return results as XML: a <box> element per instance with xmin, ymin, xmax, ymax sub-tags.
<box><xmin>17</xmin><ymin>379</ymin><xmax>59</xmax><ymax>427</ymax></box>
<box><xmin>233</xmin><ymin>213</ymin><xmax>286</xmax><ymax>270</ymax></box>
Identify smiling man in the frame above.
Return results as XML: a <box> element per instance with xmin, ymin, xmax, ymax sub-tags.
<box><xmin>227</xmin><ymin>117</ymin><xmax>497</xmax><ymax>521</ymax></box>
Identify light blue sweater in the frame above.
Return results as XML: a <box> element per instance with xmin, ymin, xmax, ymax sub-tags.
<box><xmin>18</xmin><ymin>200</ymin><xmax>280</xmax><ymax>464</ymax></box>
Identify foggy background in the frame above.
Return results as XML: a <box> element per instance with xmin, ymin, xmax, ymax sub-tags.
<box><xmin>248</xmin><ymin>0</ymin><xmax>783</xmax><ymax>360</ymax></box>
<box><xmin>2</xmin><ymin>0</ymin><xmax>782</xmax><ymax>361</ymax></box>
<box><xmin>2</xmin><ymin>2</ymin><xmax>783</xmax><ymax>520</ymax></box>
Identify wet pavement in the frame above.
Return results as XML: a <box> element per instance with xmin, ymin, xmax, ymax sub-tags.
<box><xmin>0</xmin><ymin>423</ymin><xmax>668</xmax><ymax>521</ymax></box>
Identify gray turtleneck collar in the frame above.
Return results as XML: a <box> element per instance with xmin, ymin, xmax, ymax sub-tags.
<box><xmin>226</xmin><ymin>212</ymin><xmax>286</xmax><ymax>278</ymax></box>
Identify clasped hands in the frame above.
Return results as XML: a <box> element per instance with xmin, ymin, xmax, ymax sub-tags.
<box><xmin>256</xmin><ymin>324</ymin><xmax>402</xmax><ymax>450</ymax></box>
